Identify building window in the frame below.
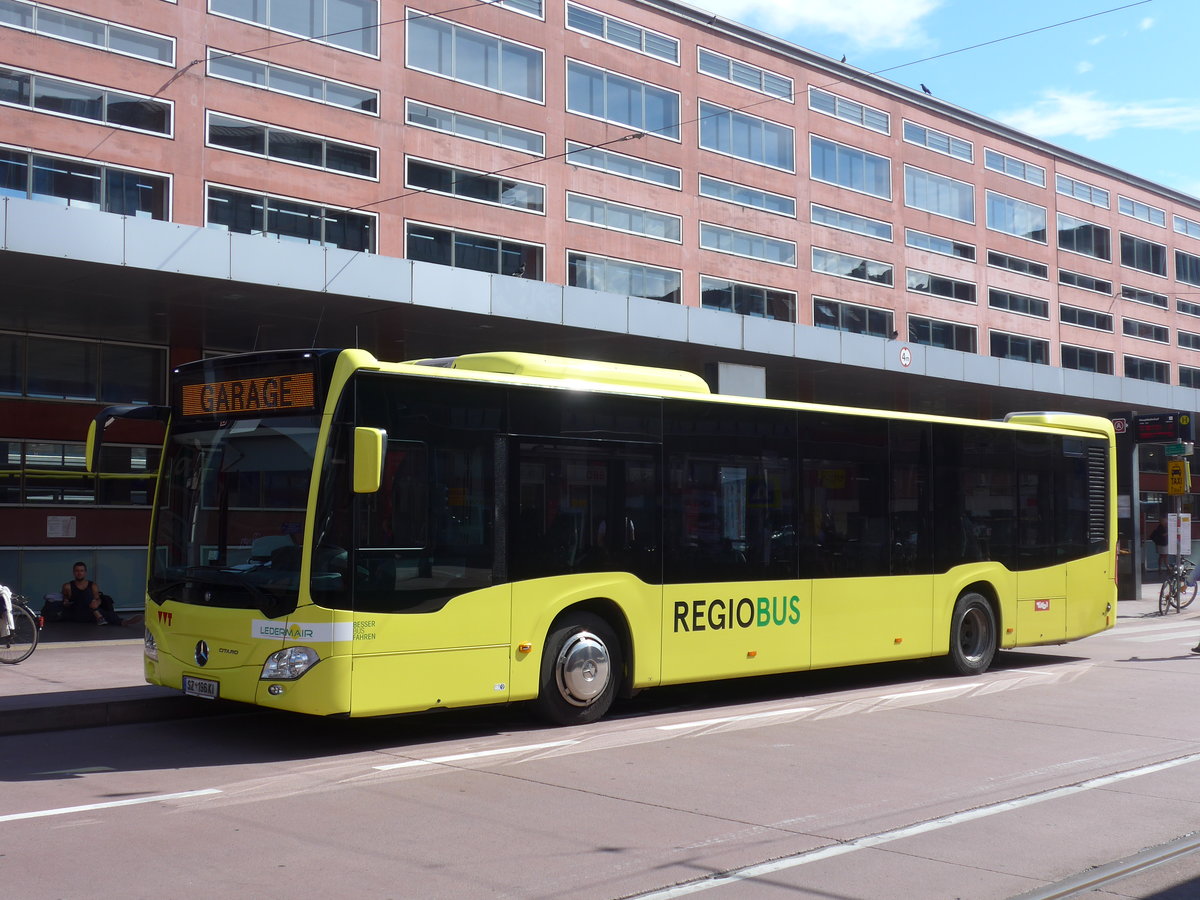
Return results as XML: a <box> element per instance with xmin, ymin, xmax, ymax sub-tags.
<box><xmin>0</xmin><ymin>66</ymin><xmax>172</xmax><ymax>135</ymax></box>
<box><xmin>699</xmin><ymin>101</ymin><xmax>794</xmax><ymax>171</ymax></box>
<box><xmin>813</xmin><ymin>297</ymin><xmax>893</xmax><ymax>337</ymax></box>
<box><xmin>408</xmin><ymin>15</ymin><xmax>543</xmax><ymax>101</ymax></box>
<box><xmin>1125</xmin><ymin>355</ymin><xmax>1169</xmax><ymax>383</ymax></box>
<box><xmin>1176</xmin><ymin>250</ymin><xmax>1200</xmax><ymax>287</ymax></box>
<box><xmin>1179</xmin><ymin>299</ymin><xmax>1200</xmax><ymax>318</ymax></box>
<box><xmin>903</xmin><ymin>121</ymin><xmax>972</xmax><ymax>162</ymax></box>
<box><xmin>905</xmin><ymin>166</ymin><xmax>974</xmax><ymax>223</ymax></box>
<box><xmin>701</xmin><ymin>276</ymin><xmax>795</xmax><ymax>321</ymax></box>
<box><xmin>206</xmin><ymin>185</ymin><xmax>376</xmax><ymax>252</ymax></box>
<box><xmin>811</xmin><ymin>136</ymin><xmax>890</xmax><ymax>198</ymax></box>
<box><xmin>812</xmin><ymin>248</ymin><xmax>893</xmax><ymax>285</ymax></box>
<box><xmin>988</xmin><ymin>289</ymin><xmax>1048</xmax><ymax>319</ymax></box>
<box><xmin>1118</xmin><ymin>196</ymin><xmax>1165</xmax><ymax>227</ymax></box>
<box><xmin>566</xmin><ymin>60</ymin><xmax>678</xmax><ymax>139</ymax></box>
<box><xmin>986</xmin><ymin>250</ymin><xmax>1048</xmax><ymax>279</ymax></box>
<box><xmin>1123</xmin><ymin>318</ymin><xmax>1169</xmax><ymax>343</ymax></box>
<box><xmin>1</xmin><ymin>440</ymin><xmax>159</xmax><ymax>506</ymax></box>
<box><xmin>703</xmin><ymin>223</ymin><xmax>796</xmax><ymax>265</ymax></box>
<box><xmin>1</xmin><ymin>1</ymin><xmax>174</xmax><ymax>64</ymax></box>
<box><xmin>813</xmin><ymin>204</ymin><xmax>891</xmax><ymax>240</ymax></box>
<box><xmin>1059</xmin><ymin>304</ymin><xmax>1113</xmax><ymax>332</ymax></box>
<box><xmin>1055</xmin><ymin>173</ymin><xmax>1109</xmax><ymax>208</ymax></box>
<box><xmin>1120</xmin><ymin>233</ymin><xmax>1167</xmax><ymax>276</ymax></box>
<box><xmin>407</xmin><ymin>158</ymin><xmax>544</xmax><ymax>212</ymax></box>
<box><xmin>1180</xmin><ymin>331</ymin><xmax>1200</xmax><ymax>351</ymax></box>
<box><xmin>701</xmin><ymin>175</ymin><xmax>793</xmax><ymax>215</ymax></box>
<box><xmin>908</xmin><ymin>315</ymin><xmax>976</xmax><ymax>352</ymax></box>
<box><xmin>1057</xmin><ymin>213</ymin><xmax>1111</xmax><ymax>261</ymax></box>
<box><xmin>566</xmin><ymin>3</ymin><xmax>678</xmax><ymax>63</ymax></box>
<box><xmin>906</xmin><ymin>268</ymin><xmax>975</xmax><ymax>303</ymax></box>
<box><xmin>567</xmin><ymin>193</ymin><xmax>681</xmax><ymax>241</ymax></box>
<box><xmin>991</xmin><ymin>332</ymin><xmax>1049</xmax><ymax>364</ymax></box>
<box><xmin>1058</xmin><ymin>269</ymin><xmax>1112</xmax><ymax>295</ymax></box>
<box><xmin>407</xmin><ymin>222</ymin><xmax>542</xmax><ymax>278</ymax></box>
<box><xmin>697</xmin><ymin>48</ymin><xmax>791</xmax><ymax>99</ymax></box>
<box><xmin>207</xmin><ymin>112</ymin><xmax>377</xmax><ymax>178</ymax></box>
<box><xmin>482</xmin><ymin>0</ymin><xmax>542</xmax><ymax>16</ymax></box>
<box><xmin>570</xmin><ymin>142</ymin><xmax>681</xmax><ymax>189</ymax></box>
<box><xmin>983</xmin><ymin>148</ymin><xmax>1045</xmax><ymax>187</ymax></box>
<box><xmin>568</xmin><ymin>252</ymin><xmax>680</xmax><ymax>303</ymax></box>
<box><xmin>1121</xmin><ymin>285</ymin><xmax>1168</xmax><ymax>308</ymax></box>
<box><xmin>0</xmin><ymin>148</ymin><xmax>168</xmax><ymax>219</ymax></box>
<box><xmin>905</xmin><ymin>228</ymin><xmax>973</xmax><ymax>260</ymax></box>
<box><xmin>210</xmin><ymin>0</ymin><xmax>378</xmax><ymax>55</ymax></box>
<box><xmin>208</xmin><ymin>49</ymin><xmax>378</xmax><ymax>114</ymax></box>
<box><xmin>808</xmin><ymin>86</ymin><xmax>889</xmax><ymax>133</ymax></box>
<box><xmin>1174</xmin><ymin>215</ymin><xmax>1200</xmax><ymax>240</ymax></box>
<box><xmin>406</xmin><ymin>100</ymin><xmax>543</xmax><ymax>155</ymax></box>
<box><xmin>1061</xmin><ymin>345</ymin><xmax>1114</xmax><ymax>375</ymax></box>
<box><xmin>1182</xmin><ymin>366</ymin><xmax>1200</xmax><ymax>388</ymax></box>
<box><xmin>986</xmin><ymin>191</ymin><xmax>1046</xmax><ymax>242</ymax></box>
<box><xmin>0</xmin><ymin>332</ymin><xmax>165</xmax><ymax>404</ymax></box>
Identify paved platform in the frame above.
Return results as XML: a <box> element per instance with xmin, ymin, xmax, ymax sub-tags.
<box><xmin>0</xmin><ymin>579</ymin><xmax>1176</xmax><ymax>735</ymax></box>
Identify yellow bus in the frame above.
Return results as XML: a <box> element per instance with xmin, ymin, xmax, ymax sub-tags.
<box><xmin>88</xmin><ymin>348</ymin><xmax>1116</xmax><ymax>724</ymax></box>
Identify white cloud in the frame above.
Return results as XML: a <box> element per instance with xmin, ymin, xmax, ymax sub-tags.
<box><xmin>996</xmin><ymin>90</ymin><xmax>1200</xmax><ymax>141</ymax></box>
<box><xmin>1076</xmin><ymin>61</ymin><xmax>1093</xmax><ymax>74</ymax></box>
<box><xmin>1140</xmin><ymin>17</ymin><xmax>1155</xmax><ymax>30</ymax></box>
<box><xmin>1087</xmin><ymin>34</ymin><xmax>1106</xmax><ymax>45</ymax></box>
<box><xmin>691</xmin><ymin>0</ymin><xmax>942</xmax><ymax>50</ymax></box>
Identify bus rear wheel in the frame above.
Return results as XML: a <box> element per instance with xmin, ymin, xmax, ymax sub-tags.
<box><xmin>534</xmin><ymin>612</ymin><xmax>620</xmax><ymax>726</ymax></box>
<box><xmin>946</xmin><ymin>592</ymin><xmax>996</xmax><ymax>676</ymax></box>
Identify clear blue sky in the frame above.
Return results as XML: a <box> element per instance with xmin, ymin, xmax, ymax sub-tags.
<box><xmin>692</xmin><ymin>0</ymin><xmax>1200</xmax><ymax>199</ymax></box>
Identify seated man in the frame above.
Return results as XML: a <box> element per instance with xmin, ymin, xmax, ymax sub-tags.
<box><xmin>61</xmin><ymin>562</ymin><xmax>115</xmax><ymax>625</ymax></box>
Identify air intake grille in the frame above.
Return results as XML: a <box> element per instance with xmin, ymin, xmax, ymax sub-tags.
<box><xmin>1086</xmin><ymin>444</ymin><xmax>1108</xmax><ymax>545</ymax></box>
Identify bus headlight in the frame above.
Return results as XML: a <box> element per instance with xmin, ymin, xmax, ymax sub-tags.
<box><xmin>260</xmin><ymin>646</ymin><xmax>320</xmax><ymax>681</ymax></box>
<box><xmin>144</xmin><ymin>628</ymin><xmax>158</xmax><ymax>661</ymax></box>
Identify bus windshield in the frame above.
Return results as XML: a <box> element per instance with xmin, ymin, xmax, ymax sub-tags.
<box><xmin>149</xmin><ymin>413</ymin><xmax>321</xmax><ymax>618</ymax></box>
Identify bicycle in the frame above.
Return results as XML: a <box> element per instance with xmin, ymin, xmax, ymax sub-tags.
<box><xmin>0</xmin><ymin>592</ymin><xmax>41</xmax><ymax>664</ymax></box>
<box><xmin>1158</xmin><ymin>559</ymin><xmax>1198</xmax><ymax>616</ymax></box>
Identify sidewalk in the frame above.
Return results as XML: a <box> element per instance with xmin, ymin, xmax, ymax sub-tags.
<box><xmin>0</xmin><ymin>619</ymin><xmax>230</xmax><ymax>736</ymax></box>
<box><xmin>0</xmin><ymin>581</ymin><xmax>1186</xmax><ymax>736</ymax></box>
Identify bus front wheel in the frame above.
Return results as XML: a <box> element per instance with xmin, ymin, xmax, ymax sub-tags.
<box><xmin>534</xmin><ymin>612</ymin><xmax>620</xmax><ymax>725</ymax></box>
<box><xmin>946</xmin><ymin>592</ymin><xmax>996</xmax><ymax>676</ymax></box>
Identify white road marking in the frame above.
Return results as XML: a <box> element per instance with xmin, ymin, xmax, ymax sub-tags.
<box><xmin>655</xmin><ymin>706</ymin><xmax>817</xmax><ymax>731</ymax></box>
<box><xmin>631</xmin><ymin>752</ymin><xmax>1200</xmax><ymax>899</ymax></box>
<box><xmin>0</xmin><ymin>789</ymin><xmax>221</xmax><ymax>824</ymax></box>
<box><xmin>373</xmin><ymin>739</ymin><xmax>578</xmax><ymax>770</ymax></box>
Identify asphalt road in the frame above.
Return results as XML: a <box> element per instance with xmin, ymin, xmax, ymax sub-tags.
<box><xmin>4</xmin><ymin>609</ymin><xmax>1200</xmax><ymax>899</ymax></box>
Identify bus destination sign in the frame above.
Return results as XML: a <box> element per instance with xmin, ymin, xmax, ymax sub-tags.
<box><xmin>180</xmin><ymin>372</ymin><xmax>316</xmax><ymax>417</ymax></box>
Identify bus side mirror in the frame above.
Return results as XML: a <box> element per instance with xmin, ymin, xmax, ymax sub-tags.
<box><xmin>353</xmin><ymin>427</ymin><xmax>386</xmax><ymax>493</ymax></box>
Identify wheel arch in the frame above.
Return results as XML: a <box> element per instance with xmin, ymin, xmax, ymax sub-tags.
<box><xmin>546</xmin><ymin>596</ymin><xmax>635</xmax><ymax>699</ymax></box>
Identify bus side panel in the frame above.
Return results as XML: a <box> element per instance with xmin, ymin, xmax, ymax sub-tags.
<box><xmin>660</xmin><ymin>582</ymin><xmax>811</xmax><ymax>684</ymax></box>
<box><xmin>1064</xmin><ymin>555</ymin><xmax>1116</xmax><ymax>641</ymax></box>
<box><xmin>348</xmin><ymin>584</ymin><xmax>512</xmax><ymax>716</ymax></box>
<box><xmin>1014</xmin><ymin>566</ymin><xmax>1067</xmax><ymax>644</ymax></box>
<box><xmin>508</xmin><ymin>575</ymin><xmax>662</xmax><ymax>702</ymax></box>
<box><xmin>809</xmin><ymin>575</ymin><xmax>931</xmax><ymax>669</ymax></box>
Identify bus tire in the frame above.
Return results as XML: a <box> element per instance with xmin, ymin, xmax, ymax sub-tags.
<box><xmin>534</xmin><ymin>612</ymin><xmax>620</xmax><ymax>726</ymax></box>
<box><xmin>945</xmin><ymin>592</ymin><xmax>996</xmax><ymax>676</ymax></box>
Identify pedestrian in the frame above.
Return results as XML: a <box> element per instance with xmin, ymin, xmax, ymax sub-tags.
<box><xmin>1150</xmin><ymin>518</ymin><xmax>1168</xmax><ymax>571</ymax></box>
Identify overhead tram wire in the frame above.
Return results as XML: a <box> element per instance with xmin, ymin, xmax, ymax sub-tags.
<box><xmin>72</xmin><ymin>0</ymin><xmax>1157</xmax><ymax>257</ymax></box>
<box><xmin>350</xmin><ymin>0</ymin><xmax>1155</xmax><ymax>213</ymax></box>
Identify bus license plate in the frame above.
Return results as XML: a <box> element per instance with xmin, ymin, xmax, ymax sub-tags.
<box><xmin>183</xmin><ymin>676</ymin><xmax>219</xmax><ymax>700</ymax></box>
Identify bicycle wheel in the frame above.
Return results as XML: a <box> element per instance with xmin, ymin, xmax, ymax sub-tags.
<box><xmin>1182</xmin><ymin>579</ymin><xmax>1199</xmax><ymax>611</ymax></box>
<box><xmin>1160</xmin><ymin>578</ymin><xmax>1180</xmax><ymax>616</ymax></box>
<box><xmin>0</xmin><ymin>604</ymin><xmax>38</xmax><ymax>663</ymax></box>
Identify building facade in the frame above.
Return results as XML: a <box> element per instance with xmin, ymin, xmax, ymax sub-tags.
<box><xmin>2</xmin><ymin>0</ymin><xmax>1198</xmax><ymax>600</ymax></box>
